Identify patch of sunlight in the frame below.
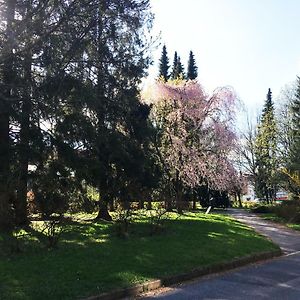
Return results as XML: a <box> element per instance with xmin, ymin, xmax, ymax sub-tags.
<box><xmin>116</xmin><ymin>271</ymin><xmax>151</xmax><ymax>283</ymax></box>
<box><xmin>207</xmin><ymin>232</ymin><xmax>223</xmax><ymax>238</ymax></box>
<box><xmin>93</xmin><ymin>238</ymin><xmax>108</xmax><ymax>243</ymax></box>
<box><xmin>63</xmin><ymin>240</ymin><xmax>87</xmax><ymax>246</ymax></box>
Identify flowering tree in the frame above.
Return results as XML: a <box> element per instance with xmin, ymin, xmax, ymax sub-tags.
<box><xmin>143</xmin><ymin>80</ymin><xmax>239</xmax><ymax>208</ymax></box>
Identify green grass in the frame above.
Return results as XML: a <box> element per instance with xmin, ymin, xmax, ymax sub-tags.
<box><xmin>0</xmin><ymin>211</ymin><xmax>278</xmax><ymax>300</ymax></box>
<box><xmin>260</xmin><ymin>213</ymin><xmax>300</xmax><ymax>231</ymax></box>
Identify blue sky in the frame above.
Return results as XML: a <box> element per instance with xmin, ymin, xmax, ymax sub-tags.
<box><xmin>148</xmin><ymin>0</ymin><xmax>300</xmax><ymax>124</ymax></box>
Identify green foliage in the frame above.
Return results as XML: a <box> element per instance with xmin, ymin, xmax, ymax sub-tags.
<box><xmin>158</xmin><ymin>45</ymin><xmax>170</xmax><ymax>82</ymax></box>
<box><xmin>187</xmin><ymin>50</ymin><xmax>198</xmax><ymax>80</ymax></box>
<box><xmin>250</xmin><ymin>205</ymin><xmax>272</xmax><ymax>214</ymax></box>
<box><xmin>170</xmin><ymin>51</ymin><xmax>185</xmax><ymax>80</ymax></box>
<box><xmin>286</xmin><ymin>77</ymin><xmax>300</xmax><ymax>195</ymax></box>
<box><xmin>272</xmin><ymin>201</ymin><xmax>300</xmax><ymax>223</ymax></box>
<box><xmin>255</xmin><ymin>88</ymin><xmax>278</xmax><ymax>202</ymax></box>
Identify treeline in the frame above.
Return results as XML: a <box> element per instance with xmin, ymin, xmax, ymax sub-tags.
<box><xmin>240</xmin><ymin>83</ymin><xmax>300</xmax><ymax>202</ymax></box>
<box><xmin>0</xmin><ymin>1</ymin><xmax>240</xmax><ymax>233</ymax></box>
<box><xmin>158</xmin><ymin>45</ymin><xmax>198</xmax><ymax>81</ymax></box>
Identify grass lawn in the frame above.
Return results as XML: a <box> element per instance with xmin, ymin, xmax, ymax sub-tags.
<box><xmin>259</xmin><ymin>213</ymin><xmax>300</xmax><ymax>231</ymax></box>
<box><xmin>0</xmin><ymin>211</ymin><xmax>279</xmax><ymax>300</ymax></box>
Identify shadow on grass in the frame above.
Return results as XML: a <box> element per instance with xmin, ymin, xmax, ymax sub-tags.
<box><xmin>0</xmin><ymin>213</ymin><xmax>277</xmax><ymax>300</ymax></box>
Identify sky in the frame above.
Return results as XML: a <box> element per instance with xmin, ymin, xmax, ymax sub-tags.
<box><xmin>147</xmin><ymin>0</ymin><xmax>300</xmax><ymax>127</ymax></box>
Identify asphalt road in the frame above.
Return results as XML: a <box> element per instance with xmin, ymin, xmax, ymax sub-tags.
<box><xmin>140</xmin><ymin>209</ymin><xmax>300</xmax><ymax>300</ymax></box>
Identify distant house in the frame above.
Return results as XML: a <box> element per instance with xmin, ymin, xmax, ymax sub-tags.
<box><xmin>242</xmin><ymin>182</ymin><xmax>256</xmax><ymax>201</ymax></box>
<box><xmin>275</xmin><ymin>190</ymin><xmax>289</xmax><ymax>201</ymax></box>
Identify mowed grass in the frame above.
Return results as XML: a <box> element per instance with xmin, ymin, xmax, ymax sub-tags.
<box><xmin>0</xmin><ymin>211</ymin><xmax>278</xmax><ymax>300</ymax></box>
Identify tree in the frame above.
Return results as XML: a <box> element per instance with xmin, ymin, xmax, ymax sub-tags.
<box><xmin>51</xmin><ymin>0</ymin><xmax>155</xmax><ymax>221</ymax></box>
<box><xmin>0</xmin><ymin>0</ymin><xmax>16</xmax><ymax>231</ymax></box>
<box><xmin>158</xmin><ymin>45</ymin><xmax>169</xmax><ymax>82</ymax></box>
<box><xmin>187</xmin><ymin>50</ymin><xmax>198</xmax><ymax>80</ymax></box>
<box><xmin>0</xmin><ymin>0</ymin><xmax>155</xmax><ymax>226</ymax></box>
<box><xmin>284</xmin><ymin>77</ymin><xmax>300</xmax><ymax>196</ymax></box>
<box><xmin>255</xmin><ymin>88</ymin><xmax>278</xmax><ymax>202</ymax></box>
<box><xmin>145</xmin><ymin>80</ymin><xmax>238</xmax><ymax>211</ymax></box>
<box><xmin>170</xmin><ymin>51</ymin><xmax>184</xmax><ymax>80</ymax></box>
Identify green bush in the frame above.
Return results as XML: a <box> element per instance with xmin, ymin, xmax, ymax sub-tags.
<box><xmin>251</xmin><ymin>205</ymin><xmax>272</xmax><ymax>214</ymax></box>
<box><xmin>272</xmin><ymin>201</ymin><xmax>300</xmax><ymax>223</ymax></box>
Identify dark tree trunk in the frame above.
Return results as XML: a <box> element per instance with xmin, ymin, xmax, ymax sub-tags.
<box><xmin>147</xmin><ymin>199</ymin><xmax>152</xmax><ymax>210</ymax></box>
<box><xmin>108</xmin><ymin>199</ymin><xmax>115</xmax><ymax>212</ymax></box>
<box><xmin>138</xmin><ymin>199</ymin><xmax>144</xmax><ymax>209</ymax></box>
<box><xmin>96</xmin><ymin>200</ymin><xmax>112</xmax><ymax>221</ymax></box>
<box><xmin>165</xmin><ymin>199</ymin><xmax>173</xmax><ymax>211</ymax></box>
<box><xmin>175</xmin><ymin>178</ymin><xmax>183</xmax><ymax>214</ymax></box>
<box><xmin>237</xmin><ymin>192</ymin><xmax>243</xmax><ymax>208</ymax></box>
<box><xmin>0</xmin><ymin>106</ymin><xmax>12</xmax><ymax>231</ymax></box>
<box><xmin>15</xmin><ymin>34</ymin><xmax>32</xmax><ymax>226</ymax></box>
<box><xmin>192</xmin><ymin>199</ymin><xmax>197</xmax><ymax>210</ymax></box>
<box><xmin>95</xmin><ymin>188</ymin><xmax>112</xmax><ymax>221</ymax></box>
<box><xmin>0</xmin><ymin>0</ymin><xmax>16</xmax><ymax>232</ymax></box>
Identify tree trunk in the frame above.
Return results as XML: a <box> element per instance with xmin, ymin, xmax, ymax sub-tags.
<box><xmin>192</xmin><ymin>199</ymin><xmax>197</xmax><ymax>210</ymax></box>
<box><xmin>237</xmin><ymin>192</ymin><xmax>243</xmax><ymax>208</ymax></box>
<box><xmin>96</xmin><ymin>200</ymin><xmax>112</xmax><ymax>221</ymax></box>
<box><xmin>147</xmin><ymin>199</ymin><xmax>152</xmax><ymax>210</ymax></box>
<box><xmin>0</xmin><ymin>0</ymin><xmax>16</xmax><ymax>232</ymax></box>
<box><xmin>15</xmin><ymin>27</ymin><xmax>32</xmax><ymax>226</ymax></box>
<box><xmin>138</xmin><ymin>199</ymin><xmax>144</xmax><ymax>209</ymax></box>
<box><xmin>108</xmin><ymin>199</ymin><xmax>115</xmax><ymax>212</ymax></box>
<box><xmin>95</xmin><ymin>188</ymin><xmax>112</xmax><ymax>221</ymax></box>
<box><xmin>175</xmin><ymin>178</ymin><xmax>183</xmax><ymax>214</ymax></box>
<box><xmin>165</xmin><ymin>199</ymin><xmax>173</xmax><ymax>211</ymax></box>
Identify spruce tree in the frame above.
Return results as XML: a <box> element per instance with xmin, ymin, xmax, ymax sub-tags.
<box><xmin>175</xmin><ymin>56</ymin><xmax>185</xmax><ymax>79</ymax></box>
<box><xmin>158</xmin><ymin>45</ymin><xmax>169</xmax><ymax>82</ymax></box>
<box><xmin>0</xmin><ymin>0</ymin><xmax>16</xmax><ymax>231</ymax></box>
<box><xmin>171</xmin><ymin>52</ymin><xmax>185</xmax><ymax>80</ymax></box>
<box><xmin>170</xmin><ymin>51</ymin><xmax>178</xmax><ymax>79</ymax></box>
<box><xmin>255</xmin><ymin>88</ymin><xmax>277</xmax><ymax>202</ymax></box>
<box><xmin>187</xmin><ymin>50</ymin><xmax>198</xmax><ymax>80</ymax></box>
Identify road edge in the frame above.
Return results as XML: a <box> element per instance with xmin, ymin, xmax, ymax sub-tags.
<box><xmin>83</xmin><ymin>248</ymin><xmax>282</xmax><ymax>300</ymax></box>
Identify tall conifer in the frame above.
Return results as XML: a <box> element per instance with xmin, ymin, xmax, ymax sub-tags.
<box><xmin>158</xmin><ymin>45</ymin><xmax>169</xmax><ymax>82</ymax></box>
<box><xmin>171</xmin><ymin>52</ymin><xmax>185</xmax><ymax>80</ymax></box>
<box><xmin>255</xmin><ymin>88</ymin><xmax>277</xmax><ymax>202</ymax></box>
<box><xmin>187</xmin><ymin>50</ymin><xmax>198</xmax><ymax>80</ymax></box>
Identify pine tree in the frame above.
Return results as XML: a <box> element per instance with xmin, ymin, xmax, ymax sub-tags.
<box><xmin>187</xmin><ymin>50</ymin><xmax>198</xmax><ymax>80</ymax></box>
<box><xmin>158</xmin><ymin>45</ymin><xmax>169</xmax><ymax>82</ymax></box>
<box><xmin>175</xmin><ymin>56</ymin><xmax>185</xmax><ymax>79</ymax></box>
<box><xmin>255</xmin><ymin>88</ymin><xmax>277</xmax><ymax>202</ymax></box>
<box><xmin>0</xmin><ymin>0</ymin><xmax>16</xmax><ymax>231</ymax></box>
<box><xmin>171</xmin><ymin>52</ymin><xmax>185</xmax><ymax>80</ymax></box>
<box><xmin>170</xmin><ymin>51</ymin><xmax>178</xmax><ymax>79</ymax></box>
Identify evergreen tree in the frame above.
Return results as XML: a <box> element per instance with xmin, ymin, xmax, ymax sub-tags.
<box><xmin>158</xmin><ymin>45</ymin><xmax>170</xmax><ymax>82</ymax></box>
<box><xmin>187</xmin><ymin>50</ymin><xmax>198</xmax><ymax>80</ymax></box>
<box><xmin>0</xmin><ymin>0</ymin><xmax>16</xmax><ymax>231</ymax></box>
<box><xmin>175</xmin><ymin>56</ymin><xmax>185</xmax><ymax>79</ymax></box>
<box><xmin>171</xmin><ymin>52</ymin><xmax>185</xmax><ymax>80</ymax></box>
<box><xmin>170</xmin><ymin>51</ymin><xmax>178</xmax><ymax>79</ymax></box>
<box><xmin>255</xmin><ymin>88</ymin><xmax>278</xmax><ymax>202</ymax></box>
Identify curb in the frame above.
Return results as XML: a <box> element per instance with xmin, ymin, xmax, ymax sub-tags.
<box><xmin>83</xmin><ymin>249</ymin><xmax>282</xmax><ymax>300</ymax></box>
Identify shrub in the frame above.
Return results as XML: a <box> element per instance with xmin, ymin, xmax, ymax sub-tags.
<box><xmin>272</xmin><ymin>201</ymin><xmax>300</xmax><ymax>224</ymax></box>
<box><xmin>148</xmin><ymin>205</ymin><xmax>169</xmax><ymax>235</ymax></box>
<box><xmin>251</xmin><ymin>205</ymin><xmax>272</xmax><ymax>214</ymax></box>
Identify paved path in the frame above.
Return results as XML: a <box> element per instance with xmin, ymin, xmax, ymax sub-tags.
<box><xmin>140</xmin><ymin>209</ymin><xmax>300</xmax><ymax>300</ymax></box>
<box><xmin>224</xmin><ymin>209</ymin><xmax>300</xmax><ymax>254</ymax></box>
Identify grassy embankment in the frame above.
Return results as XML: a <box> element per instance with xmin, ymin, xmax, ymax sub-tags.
<box><xmin>0</xmin><ymin>211</ymin><xmax>278</xmax><ymax>300</ymax></box>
